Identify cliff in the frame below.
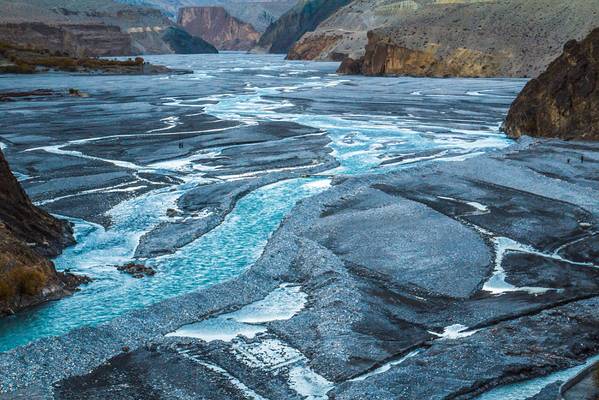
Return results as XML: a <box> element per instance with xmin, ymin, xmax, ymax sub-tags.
<box><xmin>0</xmin><ymin>150</ymin><xmax>87</xmax><ymax>316</ymax></box>
<box><xmin>0</xmin><ymin>0</ymin><xmax>217</xmax><ymax>56</ymax></box>
<box><xmin>290</xmin><ymin>0</ymin><xmax>599</xmax><ymax>78</ymax></box>
<box><xmin>178</xmin><ymin>6</ymin><xmax>259</xmax><ymax>50</ymax></box>
<box><xmin>255</xmin><ymin>0</ymin><xmax>352</xmax><ymax>54</ymax></box>
<box><xmin>503</xmin><ymin>28</ymin><xmax>599</xmax><ymax>141</ymax></box>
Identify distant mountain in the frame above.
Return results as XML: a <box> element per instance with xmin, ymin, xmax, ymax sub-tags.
<box><xmin>178</xmin><ymin>7</ymin><xmax>260</xmax><ymax>50</ymax></box>
<box><xmin>116</xmin><ymin>0</ymin><xmax>296</xmax><ymax>32</ymax></box>
<box><xmin>254</xmin><ymin>0</ymin><xmax>352</xmax><ymax>54</ymax></box>
<box><xmin>0</xmin><ymin>0</ymin><xmax>218</xmax><ymax>56</ymax></box>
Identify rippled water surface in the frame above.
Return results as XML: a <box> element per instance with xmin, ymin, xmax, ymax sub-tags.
<box><xmin>0</xmin><ymin>53</ymin><xmax>525</xmax><ymax>351</ymax></box>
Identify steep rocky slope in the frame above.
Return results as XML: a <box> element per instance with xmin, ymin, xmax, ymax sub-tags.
<box><xmin>178</xmin><ymin>6</ymin><xmax>259</xmax><ymax>50</ymax></box>
<box><xmin>117</xmin><ymin>0</ymin><xmax>297</xmax><ymax>32</ymax></box>
<box><xmin>254</xmin><ymin>0</ymin><xmax>352</xmax><ymax>54</ymax></box>
<box><xmin>293</xmin><ymin>0</ymin><xmax>599</xmax><ymax>78</ymax></box>
<box><xmin>0</xmin><ymin>150</ymin><xmax>86</xmax><ymax>316</ymax></box>
<box><xmin>0</xmin><ymin>0</ymin><xmax>217</xmax><ymax>56</ymax></box>
<box><xmin>503</xmin><ymin>28</ymin><xmax>599</xmax><ymax>141</ymax></box>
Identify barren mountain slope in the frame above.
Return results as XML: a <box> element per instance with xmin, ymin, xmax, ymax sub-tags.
<box><xmin>292</xmin><ymin>0</ymin><xmax>599</xmax><ymax>78</ymax></box>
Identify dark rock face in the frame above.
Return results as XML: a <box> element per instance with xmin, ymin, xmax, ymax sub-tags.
<box><xmin>177</xmin><ymin>7</ymin><xmax>259</xmax><ymax>51</ymax></box>
<box><xmin>503</xmin><ymin>28</ymin><xmax>599</xmax><ymax>141</ymax></box>
<box><xmin>0</xmin><ymin>149</ymin><xmax>73</xmax><ymax>257</ymax></box>
<box><xmin>255</xmin><ymin>0</ymin><xmax>352</xmax><ymax>54</ymax></box>
<box><xmin>161</xmin><ymin>26</ymin><xmax>218</xmax><ymax>54</ymax></box>
<box><xmin>0</xmin><ymin>149</ymin><xmax>87</xmax><ymax>316</ymax></box>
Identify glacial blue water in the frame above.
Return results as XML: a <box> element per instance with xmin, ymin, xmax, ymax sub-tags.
<box><xmin>0</xmin><ymin>53</ymin><xmax>523</xmax><ymax>352</ymax></box>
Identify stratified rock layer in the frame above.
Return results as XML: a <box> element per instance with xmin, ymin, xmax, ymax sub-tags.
<box><xmin>178</xmin><ymin>6</ymin><xmax>259</xmax><ymax>51</ymax></box>
<box><xmin>0</xmin><ymin>0</ymin><xmax>218</xmax><ymax>56</ymax></box>
<box><xmin>503</xmin><ymin>28</ymin><xmax>599</xmax><ymax>140</ymax></box>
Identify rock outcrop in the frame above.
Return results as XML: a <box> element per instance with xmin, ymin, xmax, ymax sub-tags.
<box><xmin>177</xmin><ymin>6</ymin><xmax>259</xmax><ymax>50</ymax></box>
<box><xmin>503</xmin><ymin>28</ymin><xmax>599</xmax><ymax>141</ymax></box>
<box><xmin>254</xmin><ymin>0</ymin><xmax>352</xmax><ymax>54</ymax></box>
<box><xmin>0</xmin><ymin>150</ymin><xmax>87</xmax><ymax>316</ymax></box>
<box><xmin>338</xmin><ymin>30</ymin><xmax>503</xmax><ymax>77</ymax></box>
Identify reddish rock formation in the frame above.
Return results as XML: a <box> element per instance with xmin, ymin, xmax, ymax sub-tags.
<box><xmin>0</xmin><ymin>149</ymin><xmax>88</xmax><ymax>316</ymax></box>
<box><xmin>177</xmin><ymin>7</ymin><xmax>260</xmax><ymax>51</ymax></box>
<box><xmin>503</xmin><ymin>28</ymin><xmax>599</xmax><ymax>141</ymax></box>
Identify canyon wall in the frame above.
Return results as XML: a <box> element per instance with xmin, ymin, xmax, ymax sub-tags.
<box><xmin>503</xmin><ymin>28</ymin><xmax>599</xmax><ymax>141</ymax></box>
<box><xmin>178</xmin><ymin>6</ymin><xmax>259</xmax><ymax>50</ymax></box>
<box><xmin>0</xmin><ymin>0</ymin><xmax>217</xmax><ymax>56</ymax></box>
<box><xmin>254</xmin><ymin>0</ymin><xmax>352</xmax><ymax>54</ymax></box>
<box><xmin>0</xmin><ymin>150</ymin><xmax>85</xmax><ymax>316</ymax></box>
<box><xmin>116</xmin><ymin>0</ymin><xmax>297</xmax><ymax>32</ymax></box>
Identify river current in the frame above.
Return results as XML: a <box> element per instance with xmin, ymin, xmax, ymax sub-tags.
<box><xmin>0</xmin><ymin>54</ymin><xmax>522</xmax><ymax>354</ymax></box>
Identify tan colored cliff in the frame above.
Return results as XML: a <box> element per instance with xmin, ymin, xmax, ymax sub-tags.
<box><xmin>178</xmin><ymin>7</ymin><xmax>260</xmax><ymax>51</ymax></box>
<box><xmin>503</xmin><ymin>28</ymin><xmax>599</xmax><ymax>141</ymax></box>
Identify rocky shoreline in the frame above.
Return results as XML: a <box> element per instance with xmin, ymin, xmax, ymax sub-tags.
<box><xmin>2</xmin><ymin>137</ymin><xmax>599</xmax><ymax>398</ymax></box>
<box><xmin>0</xmin><ymin>41</ymin><xmax>190</xmax><ymax>75</ymax></box>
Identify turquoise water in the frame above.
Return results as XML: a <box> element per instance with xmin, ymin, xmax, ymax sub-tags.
<box><xmin>0</xmin><ymin>53</ymin><xmax>521</xmax><ymax>351</ymax></box>
<box><xmin>0</xmin><ymin>178</ymin><xmax>329</xmax><ymax>350</ymax></box>
<box><xmin>477</xmin><ymin>354</ymin><xmax>599</xmax><ymax>400</ymax></box>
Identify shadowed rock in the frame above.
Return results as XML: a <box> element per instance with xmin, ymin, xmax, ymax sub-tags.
<box><xmin>504</xmin><ymin>28</ymin><xmax>599</xmax><ymax>140</ymax></box>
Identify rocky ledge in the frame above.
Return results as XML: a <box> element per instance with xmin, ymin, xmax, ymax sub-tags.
<box><xmin>0</xmin><ymin>149</ymin><xmax>88</xmax><ymax>317</ymax></box>
<box><xmin>503</xmin><ymin>28</ymin><xmax>599</xmax><ymax>141</ymax></box>
<box><xmin>3</xmin><ymin>138</ymin><xmax>599</xmax><ymax>399</ymax></box>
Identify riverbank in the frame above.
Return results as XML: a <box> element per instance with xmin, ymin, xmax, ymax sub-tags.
<box><xmin>3</xmin><ymin>137</ymin><xmax>599</xmax><ymax>399</ymax></box>
<box><xmin>0</xmin><ymin>42</ymin><xmax>189</xmax><ymax>75</ymax></box>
